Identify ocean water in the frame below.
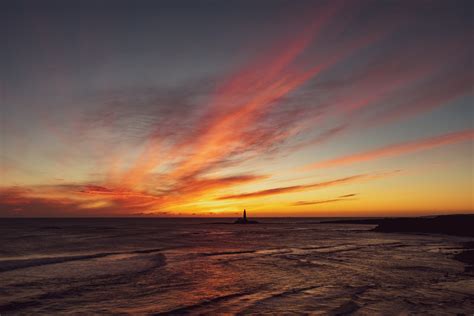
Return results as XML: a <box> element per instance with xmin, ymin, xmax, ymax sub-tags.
<box><xmin>0</xmin><ymin>218</ymin><xmax>473</xmax><ymax>315</ymax></box>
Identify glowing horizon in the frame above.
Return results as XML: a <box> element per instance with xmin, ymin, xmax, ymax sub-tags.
<box><xmin>1</xmin><ymin>0</ymin><xmax>473</xmax><ymax>217</ymax></box>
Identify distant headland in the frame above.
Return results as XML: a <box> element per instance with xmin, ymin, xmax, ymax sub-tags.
<box><xmin>322</xmin><ymin>214</ymin><xmax>474</xmax><ymax>237</ymax></box>
<box><xmin>322</xmin><ymin>214</ymin><xmax>474</xmax><ymax>272</ymax></box>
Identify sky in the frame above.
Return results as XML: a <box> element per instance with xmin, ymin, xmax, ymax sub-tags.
<box><xmin>0</xmin><ymin>0</ymin><xmax>473</xmax><ymax>217</ymax></box>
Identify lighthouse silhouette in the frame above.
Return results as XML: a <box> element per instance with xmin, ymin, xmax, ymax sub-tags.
<box><xmin>234</xmin><ymin>208</ymin><xmax>258</xmax><ymax>224</ymax></box>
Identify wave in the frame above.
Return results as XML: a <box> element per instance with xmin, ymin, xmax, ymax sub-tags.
<box><xmin>0</xmin><ymin>253</ymin><xmax>167</xmax><ymax>313</ymax></box>
<box><xmin>0</xmin><ymin>247</ymin><xmax>165</xmax><ymax>273</ymax></box>
<box><xmin>153</xmin><ymin>291</ymin><xmax>254</xmax><ymax>315</ymax></box>
<box><xmin>201</xmin><ymin>250</ymin><xmax>258</xmax><ymax>257</ymax></box>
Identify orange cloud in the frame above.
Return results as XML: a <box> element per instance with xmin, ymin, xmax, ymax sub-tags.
<box><xmin>291</xmin><ymin>193</ymin><xmax>358</xmax><ymax>206</ymax></box>
<box><xmin>106</xmin><ymin>1</ymin><xmax>388</xmax><ymax>193</ymax></box>
<box><xmin>217</xmin><ymin>172</ymin><xmax>397</xmax><ymax>200</ymax></box>
<box><xmin>305</xmin><ymin>129</ymin><xmax>474</xmax><ymax>170</ymax></box>
<box><xmin>8</xmin><ymin>2</ymin><xmax>468</xmax><ymax>217</ymax></box>
<box><xmin>43</xmin><ymin>1</ymin><xmax>392</xmax><ymax>216</ymax></box>
<box><xmin>0</xmin><ymin>173</ymin><xmax>266</xmax><ymax>216</ymax></box>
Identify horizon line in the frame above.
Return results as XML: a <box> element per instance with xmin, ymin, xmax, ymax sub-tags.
<box><xmin>1</xmin><ymin>213</ymin><xmax>472</xmax><ymax>219</ymax></box>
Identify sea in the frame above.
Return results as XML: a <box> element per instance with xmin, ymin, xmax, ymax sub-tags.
<box><xmin>0</xmin><ymin>218</ymin><xmax>473</xmax><ymax>315</ymax></box>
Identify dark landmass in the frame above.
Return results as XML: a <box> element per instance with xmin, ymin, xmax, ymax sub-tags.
<box><xmin>373</xmin><ymin>214</ymin><xmax>474</xmax><ymax>237</ymax></box>
<box><xmin>323</xmin><ymin>214</ymin><xmax>474</xmax><ymax>271</ymax></box>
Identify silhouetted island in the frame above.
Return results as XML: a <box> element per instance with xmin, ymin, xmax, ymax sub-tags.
<box><xmin>234</xmin><ymin>209</ymin><xmax>259</xmax><ymax>224</ymax></box>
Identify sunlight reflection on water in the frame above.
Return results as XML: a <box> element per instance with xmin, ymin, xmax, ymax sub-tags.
<box><xmin>0</xmin><ymin>218</ymin><xmax>472</xmax><ymax>314</ymax></box>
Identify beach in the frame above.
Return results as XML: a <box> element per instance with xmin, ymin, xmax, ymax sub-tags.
<box><xmin>1</xmin><ymin>218</ymin><xmax>473</xmax><ymax>314</ymax></box>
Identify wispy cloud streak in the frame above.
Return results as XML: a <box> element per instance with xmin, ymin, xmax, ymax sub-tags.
<box><xmin>2</xmin><ymin>1</ymin><xmax>471</xmax><ymax>216</ymax></box>
<box><xmin>217</xmin><ymin>172</ymin><xmax>397</xmax><ymax>200</ymax></box>
<box><xmin>291</xmin><ymin>193</ymin><xmax>358</xmax><ymax>206</ymax></box>
<box><xmin>305</xmin><ymin>129</ymin><xmax>474</xmax><ymax>169</ymax></box>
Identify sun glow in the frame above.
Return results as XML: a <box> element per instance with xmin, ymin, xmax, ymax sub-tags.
<box><xmin>1</xmin><ymin>1</ymin><xmax>472</xmax><ymax>217</ymax></box>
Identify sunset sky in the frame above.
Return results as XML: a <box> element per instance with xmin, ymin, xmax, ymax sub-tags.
<box><xmin>1</xmin><ymin>0</ymin><xmax>473</xmax><ymax>217</ymax></box>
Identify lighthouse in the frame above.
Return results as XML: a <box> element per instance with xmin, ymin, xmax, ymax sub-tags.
<box><xmin>234</xmin><ymin>208</ymin><xmax>258</xmax><ymax>224</ymax></box>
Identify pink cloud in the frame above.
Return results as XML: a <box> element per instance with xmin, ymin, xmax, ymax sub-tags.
<box><xmin>305</xmin><ymin>129</ymin><xmax>474</xmax><ymax>169</ymax></box>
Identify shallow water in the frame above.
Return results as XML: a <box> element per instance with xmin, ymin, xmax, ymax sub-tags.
<box><xmin>0</xmin><ymin>218</ymin><xmax>473</xmax><ymax>315</ymax></box>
